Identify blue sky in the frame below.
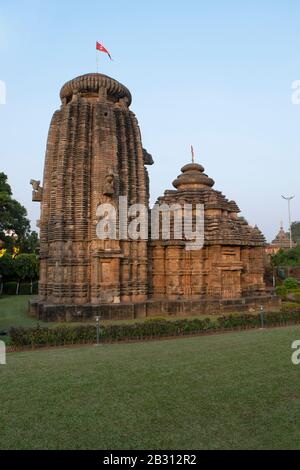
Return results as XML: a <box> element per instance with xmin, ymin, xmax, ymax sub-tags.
<box><xmin>0</xmin><ymin>0</ymin><xmax>299</xmax><ymax>241</ymax></box>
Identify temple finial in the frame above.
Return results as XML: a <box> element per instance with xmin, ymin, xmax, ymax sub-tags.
<box><xmin>191</xmin><ymin>145</ymin><xmax>195</xmax><ymax>164</ymax></box>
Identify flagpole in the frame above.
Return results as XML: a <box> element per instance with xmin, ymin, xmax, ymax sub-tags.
<box><xmin>191</xmin><ymin>145</ymin><xmax>195</xmax><ymax>164</ymax></box>
<box><xmin>96</xmin><ymin>49</ymin><xmax>99</xmax><ymax>73</ymax></box>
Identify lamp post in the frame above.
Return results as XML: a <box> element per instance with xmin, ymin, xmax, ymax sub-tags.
<box><xmin>260</xmin><ymin>305</ymin><xmax>265</xmax><ymax>329</ymax></box>
<box><xmin>96</xmin><ymin>316</ymin><xmax>100</xmax><ymax>345</ymax></box>
<box><xmin>282</xmin><ymin>195</ymin><xmax>295</xmax><ymax>249</ymax></box>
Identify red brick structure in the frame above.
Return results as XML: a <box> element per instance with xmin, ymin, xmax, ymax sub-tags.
<box><xmin>29</xmin><ymin>73</ymin><xmax>279</xmax><ymax>321</ymax></box>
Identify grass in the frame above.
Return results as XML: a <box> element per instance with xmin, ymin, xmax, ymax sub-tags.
<box><xmin>0</xmin><ymin>296</ymin><xmax>61</xmax><ymax>344</ymax></box>
<box><xmin>1</xmin><ymin>326</ymin><xmax>300</xmax><ymax>450</ymax></box>
<box><xmin>0</xmin><ymin>296</ymin><xmax>38</xmax><ymax>330</ymax></box>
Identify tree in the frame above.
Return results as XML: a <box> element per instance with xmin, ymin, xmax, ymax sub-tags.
<box><xmin>19</xmin><ymin>231</ymin><xmax>39</xmax><ymax>254</ymax></box>
<box><xmin>0</xmin><ymin>172</ymin><xmax>12</xmax><ymax>195</ymax></box>
<box><xmin>272</xmin><ymin>246</ymin><xmax>300</xmax><ymax>267</ymax></box>
<box><xmin>14</xmin><ymin>254</ymin><xmax>39</xmax><ymax>281</ymax></box>
<box><xmin>0</xmin><ymin>253</ymin><xmax>16</xmax><ymax>281</ymax></box>
<box><xmin>14</xmin><ymin>254</ymin><xmax>39</xmax><ymax>294</ymax></box>
<box><xmin>291</xmin><ymin>221</ymin><xmax>300</xmax><ymax>245</ymax></box>
<box><xmin>0</xmin><ymin>172</ymin><xmax>38</xmax><ymax>252</ymax></box>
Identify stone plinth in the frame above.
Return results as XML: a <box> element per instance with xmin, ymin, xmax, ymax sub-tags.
<box><xmin>29</xmin><ymin>295</ymin><xmax>280</xmax><ymax>322</ymax></box>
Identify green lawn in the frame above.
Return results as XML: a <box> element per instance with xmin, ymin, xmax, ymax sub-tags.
<box><xmin>1</xmin><ymin>326</ymin><xmax>300</xmax><ymax>449</ymax></box>
<box><xmin>0</xmin><ymin>296</ymin><xmax>63</xmax><ymax>343</ymax></box>
<box><xmin>0</xmin><ymin>296</ymin><xmax>46</xmax><ymax>331</ymax></box>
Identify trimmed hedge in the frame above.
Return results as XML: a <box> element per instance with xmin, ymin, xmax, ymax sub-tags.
<box><xmin>9</xmin><ymin>310</ymin><xmax>300</xmax><ymax>349</ymax></box>
<box><xmin>1</xmin><ymin>281</ymin><xmax>38</xmax><ymax>295</ymax></box>
<box><xmin>3</xmin><ymin>282</ymin><xmax>18</xmax><ymax>295</ymax></box>
<box><xmin>275</xmin><ymin>285</ymin><xmax>300</xmax><ymax>303</ymax></box>
<box><xmin>281</xmin><ymin>302</ymin><xmax>300</xmax><ymax>313</ymax></box>
<box><xmin>284</xmin><ymin>277</ymin><xmax>299</xmax><ymax>290</ymax></box>
<box><xmin>276</xmin><ymin>285</ymin><xmax>288</xmax><ymax>300</ymax></box>
<box><xmin>19</xmin><ymin>281</ymin><xmax>38</xmax><ymax>295</ymax></box>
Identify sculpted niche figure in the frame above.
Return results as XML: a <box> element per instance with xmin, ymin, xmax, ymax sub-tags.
<box><xmin>30</xmin><ymin>179</ymin><xmax>43</xmax><ymax>202</ymax></box>
<box><xmin>103</xmin><ymin>168</ymin><xmax>115</xmax><ymax>197</ymax></box>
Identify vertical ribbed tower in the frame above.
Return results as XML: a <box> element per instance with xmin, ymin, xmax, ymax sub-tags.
<box><xmin>34</xmin><ymin>73</ymin><xmax>151</xmax><ymax>312</ymax></box>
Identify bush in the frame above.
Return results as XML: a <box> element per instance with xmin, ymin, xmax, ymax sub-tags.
<box><xmin>273</xmin><ymin>246</ymin><xmax>300</xmax><ymax>267</ymax></box>
<box><xmin>284</xmin><ymin>277</ymin><xmax>299</xmax><ymax>290</ymax></box>
<box><xmin>144</xmin><ymin>317</ymin><xmax>168</xmax><ymax>323</ymax></box>
<box><xmin>293</xmin><ymin>293</ymin><xmax>300</xmax><ymax>304</ymax></box>
<box><xmin>0</xmin><ymin>254</ymin><xmax>16</xmax><ymax>280</ymax></box>
<box><xmin>276</xmin><ymin>285</ymin><xmax>288</xmax><ymax>300</ymax></box>
<box><xmin>0</xmin><ymin>253</ymin><xmax>39</xmax><ymax>292</ymax></box>
<box><xmin>14</xmin><ymin>254</ymin><xmax>39</xmax><ymax>282</ymax></box>
<box><xmin>1</xmin><ymin>280</ymin><xmax>38</xmax><ymax>295</ymax></box>
<box><xmin>9</xmin><ymin>310</ymin><xmax>300</xmax><ymax>349</ymax></box>
<box><xmin>3</xmin><ymin>281</ymin><xmax>18</xmax><ymax>295</ymax></box>
<box><xmin>281</xmin><ymin>302</ymin><xmax>300</xmax><ymax>313</ymax></box>
<box><xmin>19</xmin><ymin>282</ymin><xmax>38</xmax><ymax>295</ymax></box>
<box><xmin>10</xmin><ymin>325</ymin><xmax>96</xmax><ymax>348</ymax></box>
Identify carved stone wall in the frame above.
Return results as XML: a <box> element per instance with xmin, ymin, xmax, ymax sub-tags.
<box><xmin>150</xmin><ymin>163</ymin><xmax>267</xmax><ymax>301</ymax></box>
<box><xmin>37</xmin><ymin>74</ymin><xmax>151</xmax><ymax>306</ymax></box>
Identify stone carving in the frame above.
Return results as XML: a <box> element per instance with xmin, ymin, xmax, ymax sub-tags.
<box><xmin>30</xmin><ymin>179</ymin><xmax>43</xmax><ymax>202</ymax></box>
<box><xmin>103</xmin><ymin>168</ymin><xmax>115</xmax><ymax>196</ymax></box>
<box><xmin>65</xmin><ymin>240</ymin><xmax>73</xmax><ymax>258</ymax></box>
<box><xmin>117</xmin><ymin>97</ymin><xmax>130</xmax><ymax>108</ymax></box>
<box><xmin>143</xmin><ymin>148</ymin><xmax>154</xmax><ymax>166</ymax></box>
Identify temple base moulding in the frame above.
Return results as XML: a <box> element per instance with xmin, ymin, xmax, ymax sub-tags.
<box><xmin>29</xmin><ymin>295</ymin><xmax>281</xmax><ymax>323</ymax></box>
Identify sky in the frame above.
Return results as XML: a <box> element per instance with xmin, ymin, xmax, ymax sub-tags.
<box><xmin>0</xmin><ymin>0</ymin><xmax>299</xmax><ymax>242</ymax></box>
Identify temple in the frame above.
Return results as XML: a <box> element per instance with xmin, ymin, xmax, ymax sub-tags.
<box><xmin>265</xmin><ymin>223</ymin><xmax>294</xmax><ymax>255</ymax></box>
<box><xmin>150</xmin><ymin>163</ymin><xmax>267</xmax><ymax>301</ymax></box>
<box><xmin>29</xmin><ymin>73</ymin><xmax>279</xmax><ymax>321</ymax></box>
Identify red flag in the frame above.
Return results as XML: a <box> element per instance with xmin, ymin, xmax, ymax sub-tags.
<box><xmin>96</xmin><ymin>41</ymin><xmax>112</xmax><ymax>60</ymax></box>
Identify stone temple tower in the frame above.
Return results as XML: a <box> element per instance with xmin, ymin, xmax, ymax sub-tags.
<box><xmin>150</xmin><ymin>163</ymin><xmax>268</xmax><ymax>303</ymax></box>
<box><xmin>30</xmin><ymin>73</ymin><xmax>153</xmax><ymax>319</ymax></box>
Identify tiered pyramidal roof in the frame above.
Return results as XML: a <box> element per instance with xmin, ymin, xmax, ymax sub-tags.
<box><xmin>156</xmin><ymin>162</ymin><xmax>266</xmax><ymax>246</ymax></box>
